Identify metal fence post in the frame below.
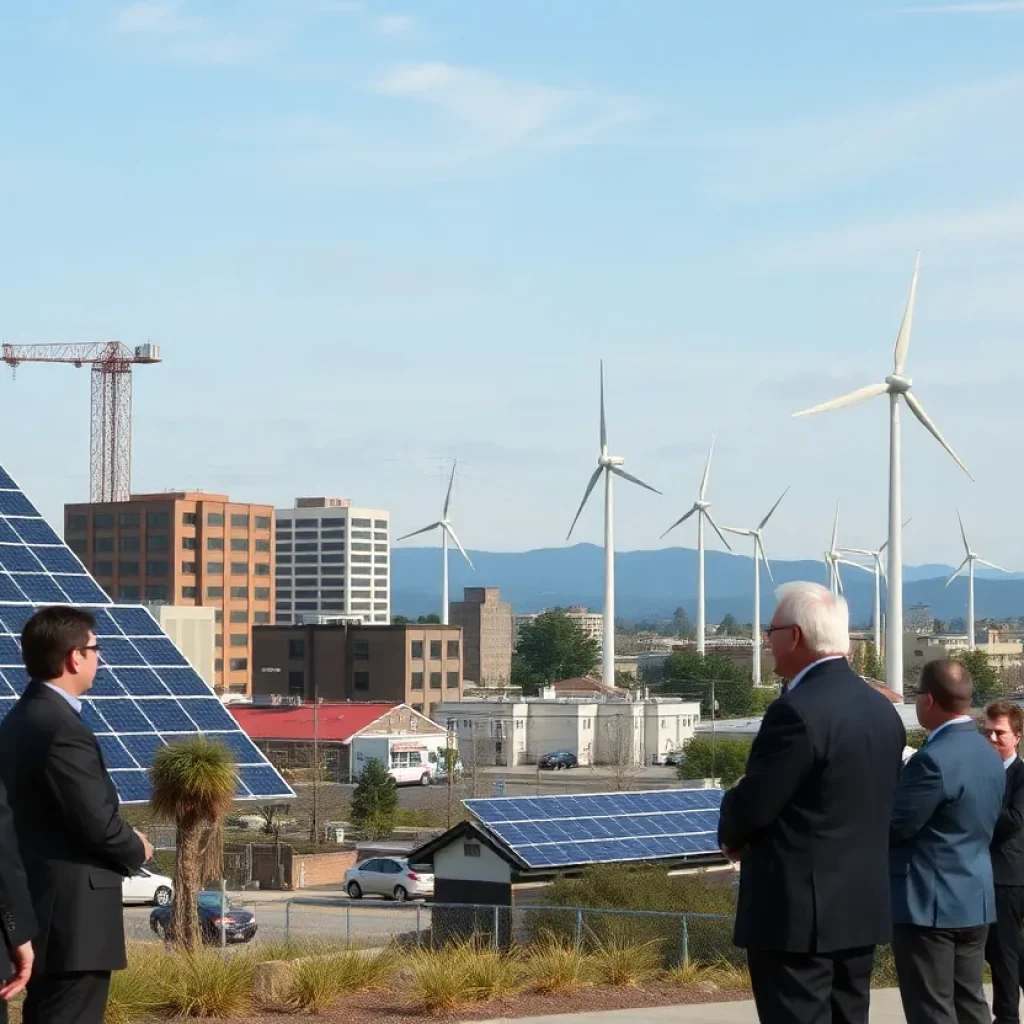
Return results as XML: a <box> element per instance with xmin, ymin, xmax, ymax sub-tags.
<box><xmin>679</xmin><ymin>914</ymin><xmax>689</xmax><ymax>966</ymax></box>
<box><xmin>575</xmin><ymin>908</ymin><xmax>584</xmax><ymax>951</ymax></box>
<box><xmin>416</xmin><ymin>904</ymin><xmax>422</xmax><ymax>947</ymax></box>
<box><xmin>493</xmin><ymin>906</ymin><xmax>500</xmax><ymax>950</ymax></box>
<box><xmin>285</xmin><ymin>899</ymin><xmax>292</xmax><ymax>944</ymax></box>
<box><xmin>346</xmin><ymin>903</ymin><xmax>351</xmax><ymax>947</ymax></box>
<box><xmin>219</xmin><ymin>879</ymin><xmax>227</xmax><ymax>950</ymax></box>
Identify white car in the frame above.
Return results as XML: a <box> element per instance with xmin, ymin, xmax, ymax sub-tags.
<box><xmin>343</xmin><ymin>857</ymin><xmax>434</xmax><ymax>902</ymax></box>
<box><xmin>122</xmin><ymin>866</ymin><xmax>174</xmax><ymax>907</ymax></box>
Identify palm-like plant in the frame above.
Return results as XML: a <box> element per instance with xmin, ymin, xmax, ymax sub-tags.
<box><xmin>150</xmin><ymin>737</ymin><xmax>237</xmax><ymax>951</ymax></box>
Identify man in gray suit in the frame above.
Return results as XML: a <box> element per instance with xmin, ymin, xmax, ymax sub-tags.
<box><xmin>890</xmin><ymin>659</ymin><xmax>1005</xmax><ymax>1024</ymax></box>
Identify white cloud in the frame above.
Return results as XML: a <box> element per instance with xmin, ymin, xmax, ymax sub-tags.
<box><xmin>370</xmin><ymin>13</ymin><xmax>416</xmax><ymax>35</ymax></box>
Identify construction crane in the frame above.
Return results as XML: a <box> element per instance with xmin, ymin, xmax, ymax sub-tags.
<box><xmin>2</xmin><ymin>341</ymin><xmax>162</xmax><ymax>504</ymax></box>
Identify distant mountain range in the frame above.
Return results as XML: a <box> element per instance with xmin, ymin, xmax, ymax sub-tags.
<box><xmin>391</xmin><ymin>543</ymin><xmax>1024</xmax><ymax>625</ymax></box>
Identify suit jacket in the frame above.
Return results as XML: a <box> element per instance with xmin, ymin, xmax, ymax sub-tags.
<box><xmin>718</xmin><ymin>658</ymin><xmax>906</xmax><ymax>954</ymax></box>
<box><xmin>0</xmin><ymin>681</ymin><xmax>146</xmax><ymax>974</ymax></box>
<box><xmin>890</xmin><ymin>720</ymin><xmax>1005</xmax><ymax>928</ymax></box>
<box><xmin>0</xmin><ymin>775</ymin><xmax>36</xmax><ymax>984</ymax></box>
<box><xmin>991</xmin><ymin>755</ymin><xmax>1024</xmax><ymax>887</ymax></box>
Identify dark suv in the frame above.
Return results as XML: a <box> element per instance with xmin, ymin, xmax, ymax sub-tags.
<box><xmin>538</xmin><ymin>750</ymin><xmax>578</xmax><ymax>770</ymax></box>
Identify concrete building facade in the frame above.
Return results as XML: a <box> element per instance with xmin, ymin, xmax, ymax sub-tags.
<box><xmin>514</xmin><ymin>606</ymin><xmax>604</xmax><ymax>650</ymax></box>
<box><xmin>147</xmin><ymin>604</ymin><xmax>217</xmax><ymax>688</ymax></box>
<box><xmin>65</xmin><ymin>492</ymin><xmax>274</xmax><ymax>693</ymax></box>
<box><xmin>904</xmin><ymin>631</ymin><xmax>1024</xmax><ymax>676</ymax></box>
<box><xmin>252</xmin><ymin>621</ymin><xmax>464</xmax><ymax>720</ymax></box>
<box><xmin>274</xmin><ymin>498</ymin><xmax>390</xmax><ymax>627</ymax></box>
<box><xmin>448</xmin><ymin>587</ymin><xmax>513</xmax><ymax>686</ymax></box>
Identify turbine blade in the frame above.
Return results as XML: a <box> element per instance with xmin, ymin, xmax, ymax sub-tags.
<box><xmin>956</xmin><ymin>508</ymin><xmax>969</xmax><ymax>554</ymax></box>
<box><xmin>877</xmin><ymin>519</ymin><xmax>911</xmax><ymax>555</ymax></box>
<box><xmin>444</xmin><ymin>523</ymin><xmax>474</xmax><ymax>569</ymax></box>
<box><xmin>443</xmin><ymin>460</ymin><xmax>457</xmax><ymax>518</ymax></box>
<box><xmin>903</xmin><ymin>392</ymin><xmax>973</xmax><ymax>480</ymax></box>
<box><xmin>704</xmin><ymin>510</ymin><xmax>733</xmax><ymax>552</ymax></box>
<box><xmin>835</xmin><ymin>563</ymin><xmax>844</xmax><ymax>595</ymax></box>
<box><xmin>660</xmin><ymin>504</ymin><xmax>698</xmax><ymax>540</ymax></box>
<box><xmin>893</xmin><ymin>252</ymin><xmax>920</xmax><ymax>375</ymax></box>
<box><xmin>610</xmin><ymin>465</ymin><xmax>661</xmax><ymax>495</ymax></box>
<box><xmin>830</xmin><ymin>502</ymin><xmax>840</xmax><ymax>552</ymax></box>
<box><xmin>945</xmin><ymin>556</ymin><xmax>971</xmax><ymax>587</ymax></box>
<box><xmin>721</xmin><ymin>526</ymin><xmax>754</xmax><ymax>537</ymax></box>
<box><xmin>599</xmin><ymin>361</ymin><xmax>607</xmax><ymax>450</ymax></box>
<box><xmin>757</xmin><ymin>534</ymin><xmax>773</xmax><ymax>582</ymax></box>
<box><xmin>838</xmin><ymin>558</ymin><xmax>873</xmax><ymax>574</ymax></box>
<box><xmin>976</xmin><ymin>558</ymin><xmax>1011</xmax><ymax>574</ymax></box>
<box><xmin>566</xmin><ymin>466</ymin><xmax>604</xmax><ymax>541</ymax></box>
<box><xmin>396</xmin><ymin>522</ymin><xmax>441</xmax><ymax>543</ymax></box>
<box><xmin>758</xmin><ymin>486</ymin><xmax>790</xmax><ymax>530</ymax></box>
<box><xmin>840</xmin><ymin>547</ymin><xmax>876</xmax><ymax>556</ymax></box>
<box><xmin>792</xmin><ymin>382</ymin><xmax>888</xmax><ymax>419</ymax></box>
<box><xmin>699</xmin><ymin>436</ymin><xmax>715</xmax><ymax>501</ymax></box>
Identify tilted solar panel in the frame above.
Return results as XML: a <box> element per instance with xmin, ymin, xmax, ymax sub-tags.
<box><xmin>464</xmin><ymin>788</ymin><xmax>723</xmax><ymax>869</ymax></box>
<box><xmin>0</xmin><ymin>463</ymin><xmax>294</xmax><ymax>805</ymax></box>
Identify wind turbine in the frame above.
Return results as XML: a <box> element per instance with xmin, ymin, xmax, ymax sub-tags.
<box><xmin>396</xmin><ymin>461</ymin><xmax>474</xmax><ymax>625</ymax></box>
<box><xmin>567</xmin><ymin>362</ymin><xmax>661</xmax><ymax>688</ymax></box>
<box><xmin>793</xmin><ymin>254</ymin><xmax>972</xmax><ymax>696</ymax></box>
<box><xmin>721</xmin><ymin>487</ymin><xmax>789</xmax><ymax>684</ymax></box>
<box><xmin>945</xmin><ymin>509</ymin><xmax>1010</xmax><ymax>651</ymax></box>
<box><xmin>661</xmin><ymin>438</ymin><xmax>732</xmax><ymax>655</ymax></box>
<box><xmin>824</xmin><ymin>503</ymin><xmax>844</xmax><ymax>596</ymax></box>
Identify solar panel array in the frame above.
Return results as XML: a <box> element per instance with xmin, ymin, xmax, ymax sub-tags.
<box><xmin>0</xmin><ymin>463</ymin><xmax>293</xmax><ymax>804</ymax></box>
<box><xmin>464</xmin><ymin>788</ymin><xmax>723</xmax><ymax>868</ymax></box>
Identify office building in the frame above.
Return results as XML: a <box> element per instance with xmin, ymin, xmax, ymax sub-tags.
<box><xmin>147</xmin><ymin>604</ymin><xmax>217</xmax><ymax>687</ymax></box>
<box><xmin>65</xmin><ymin>492</ymin><xmax>274</xmax><ymax>694</ymax></box>
<box><xmin>274</xmin><ymin>498</ymin><xmax>390</xmax><ymax>627</ymax></box>
<box><xmin>514</xmin><ymin>606</ymin><xmax>604</xmax><ymax>650</ymax></box>
<box><xmin>448</xmin><ymin>587</ymin><xmax>513</xmax><ymax>687</ymax></box>
<box><xmin>252</xmin><ymin>621</ymin><xmax>464</xmax><ymax>719</ymax></box>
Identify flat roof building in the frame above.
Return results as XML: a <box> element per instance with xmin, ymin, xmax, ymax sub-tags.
<box><xmin>449</xmin><ymin>587</ymin><xmax>513</xmax><ymax>687</ymax></box>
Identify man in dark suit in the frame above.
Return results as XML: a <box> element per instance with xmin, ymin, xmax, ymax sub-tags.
<box><xmin>0</xmin><ymin>606</ymin><xmax>153</xmax><ymax>1024</ymax></box>
<box><xmin>890</xmin><ymin>660</ymin><xmax>1005</xmax><ymax>1024</ymax></box>
<box><xmin>718</xmin><ymin>581</ymin><xmax>906</xmax><ymax>1024</ymax></box>
<box><xmin>0</xmin><ymin>776</ymin><xmax>36</xmax><ymax>1024</ymax></box>
<box><xmin>984</xmin><ymin>700</ymin><xmax>1024</xmax><ymax>1024</ymax></box>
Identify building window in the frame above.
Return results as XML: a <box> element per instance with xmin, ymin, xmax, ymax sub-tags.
<box><xmin>145</xmin><ymin>584</ymin><xmax>168</xmax><ymax>601</ymax></box>
<box><xmin>351</xmin><ymin>531</ymin><xmax>371</xmax><ymax>540</ymax></box>
<box><xmin>447</xmin><ymin>640</ymin><xmax>460</xmax><ymax>659</ymax></box>
<box><xmin>255</xmin><ymin>587</ymin><xmax>270</xmax><ymax>600</ymax></box>
<box><xmin>94</xmin><ymin>560</ymin><xmax>113</xmax><ymax>576</ymax></box>
<box><xmin>207</xmin><ymin>586</ymin><xmax>224</xmax><ymax>598</ymax></box>
<box><xmin>276</xmin><ymin>560</ymin><xmax>292</xmax><ymax>571</ymax></box>
<box><xmin>182</xmin><ymin>537</ymin><xmax>197</xmax><ymax>550</ymax></box>
<box><xmin>277</xmin><ymin>543</ymin><xmax>292</xmax><ymax>554</ymax></box>
<box><xmin>295</xmin><ymin>542</ymin><xmax>317</xmax><ymax>553</ymax></box>
<box><xmin>374</xmin><ymin>520</ymin><xmax>388</xmax><ymax>529</ymax></box>
<box><xmin>374</xmin><ymin>544</ymin><xmax>388</xmax><ymax>553</ymax></box>
<box><xmin>208</xmin><ymin>512</ymin><xmax>224</xmax><ymax>526</ymax></box>
<box><xmin>351</xmin><ymin>602</ymin><xmax>371</xmax><ymax>611</ymax></box>
<box><xmin>353</xmin><ymin>639</ymin><xmax>369</xmax><ymax>661</ymax></box>
<box><xmin>351</xmin><ymin>542</ymin><xmax>371</xmax><ymax>553</ymax></box>
<box><xmin>230</xmin><ymin>514</ymin><xmax>249</xmax><ymax>528</ymax></box>
<box><xmin>411</xmin><ymin>641</ymin><xmax>423</xmax><ymax>659</ymax></box>
<box><xmin>351</xmin><ymin>555</ymin><xmax>371</xmax><ymax>564</ymax></box>
<box><xmin>255</xmin><ymin>515</ymin><xmax>271</xmax><ymax>530</ymax></box>
<box><xmin>146</xmin><ymin>560</ymin><xmax>169</xmax><ymax>576</ymax></box>
<box><xmin>230</xmin><ymin>634</ymin><xmax>247</xmax><ymax>647</ymax></box>
<box><xmin>374</xmin><ymin>567</ymin><xmax>388</xmax><ymax>576</ymax></box>
<box><xmin>411</xmin><ymin>672</ymin><xmax>424</xmax><ymax>690</ymax></box>
<box><xmin>321</xmin><ymin>517</ymin><xmax>346</xmax><ymax>527</ymax></box>
<box><xmin>446</xmin><ymin>672</ymin><xmax>459</xmax><ymax>689</ymax></box>
<box><xmin>119</xmin><ymin>536</ymin><xmax>140</xmax><ymax>553</ymax></box>
<box><xmin>230</xmin><ymin>610</ymin><xmax>247</xmax><ymax>623</ymax></box>
<box><xmin>430</xmin><ymin>640</ymin><xmax>441</xmax><ymax>660</ymax></box>
<box><xmin>206</xmin><ymin>561</ymin><xmax>223</xmax><ymax>574</ymax></box>
<box><xmin>373</xmin><ymin>603</ymin><xmax>388</xmax><ymax>611</ymax></box>
<box><xmin>253</xmin><ymin>611</ymin><xmax>269</xmax><ymax>624</ymax></box>
<box><xmin>231</xmin><ymin>538</ymin><xmax>248</xmax><ymax>552</ymax></box>
<box><xmin>182</xmin><ymin>512</ymin><xmax>197</xmax><ymax>526</ymax></box>
<box><xmin>215</xmin><ymin>635</ymin><xmax>223</xmax><ymax>647</ymax></box>
<box><xmin>181</xmin><ymin>561</ymin><xmax>196</xmax><ymax>575</ymax></box>
<box><xmin>115</xmin><ymin>512</ymin><xmax>139</xmax><ymax>528</ymax></box>
<box><xmin>412</xmin><ymin>703</ymin><xmax>423</xmax><ymax>713</ymax></box>
<box><xmin>230</xmin><ymin>586</ymin><xmax>248</xmax><ymax>599</ymax></box>
<box><xmin>67</xmin><ymin>513</ymin><xmax>88</xmax><ymax>530</ymax></box>
<box><xmin>289</xmin><ymin>639</ymin><xmax>305</xmax><ymax>660</ymax></box>
<box><xmin>429</xmin><ymin>672</ymin><xmax>442</xmax><ymax>689</ymax></box>
<box><xmin>147</xmin><ymin>510</ymin><xmax>169</xmax><ymax>528</ymax></box>
<box><xmin>95</xmin><ymin>536</ymin><xmax>114</xmax><ymax>553</ymax></box>
<box><xmin>229</xmin><ymin>658</ymin><xmax>248</xmax><ymax>672</ymax></box>
<box><xmin>118</xmin><ymin>585</ymin><xmax>141</xmax><ymax>601</ymax></box>
<box><xmin>182</xmin><ymin>586</ymin><xmax>197</xmax><ymax>599</ymax></box>
<box><xmin>255</xmin><ymin>539</ymin><xmax>270</xmax><ymax>552</ymax></box>
<box><xmin>463</xmin><ymin>843</ymin><xmax>481</xmax><ymax>858</ymax></box>
<box><xmin>288</xmin><ymin>670</ymin><xmax>304</xmax><ymax>696</ymax></box>
<box><xmin>230</xmin><ymin>562</ymin><xmax>247</xmax><ymax>576</ymax></box>
<box><xmin>207</xmin><ymin>537</ymin><xmax>224</xmax><ymax>551</ymax></box>
<box><xmin>374</xmin><ymin>556</ymin><xmax>388</xmax><ymax>566</ymax></box>
<box><xmin>254</xmin><ymin>563</ymin><xmax>270</xmax><ymax>576</ymax></box>
<box><xmin>322</xmin><ymin>554</ymin><xmax>346</xmax><ymax>564</ymax></box>
<box><xmin>277</xmin><ymin>518</ymin><xmax>292</xmax><ymax>528</ymax></box>
<box><xmin>351</xmin><ymin>518</ymin><xmax>371</xmax><ymax>528</ymax></box>
<box><xmin>352</xmin><ymin>590</ymin><xmax>371</xmax><ymax>599</ymax></box>
<box><xmin>214</xmin><ymin>658</ymin><xmax>223</xmax><ymax>673</ymax></box>
<box><xmin>120</xmin><ymin>560</ymin><xmax>139</xmax><ymax>576</ymax></box>
<box><xmin>354</xmin><ymin>672</ymin><xmax>370</xmax><ymax>691</ymax></box>
<box><xmin>146</xmin><ymin>535</ymin><xmax>169</xmax><ymax>552</ymax></box>
<box><xmin>214</xmin><ymin>609</ymin><xmax>223</xmax><ymax>623</ymax></box>
<box><xmin>320</xmin><ymin>542</ymin><xmax>344</xmax><ymax>553</ymax></box>
<box><xmin>94</xmin><ymin>513</ymin><xmax>114</xmax><ymax>529</ymax></box>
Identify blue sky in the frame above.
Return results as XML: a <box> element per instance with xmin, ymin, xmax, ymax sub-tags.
<box><xmin>2</xmin><ymin>0</ymin><xmax>1023</xmax><ymax>567</ymax></box>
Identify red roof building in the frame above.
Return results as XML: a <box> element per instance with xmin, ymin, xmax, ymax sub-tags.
<box><xmin>229</xmin><ymin>702</ymin><xmax>401</xmax><ymax>743</ymax></box>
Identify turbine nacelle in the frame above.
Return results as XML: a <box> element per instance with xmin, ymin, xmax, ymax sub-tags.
<box><xmin>599</xmin><ymin>453</ymin><xmax>626</xmax><ymax>468</ymax></box>
<box><xmin>884</xmin><ymin>374</ymin><xmax>912</xmax><ymax>393</ymax></box>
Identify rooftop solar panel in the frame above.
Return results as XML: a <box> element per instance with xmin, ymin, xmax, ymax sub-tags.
<box><xmin>0</xmin><ymin>462</ymin><xmax>294</xmax><ymax>805</ymax></box>
<box><xmin>464</xmin><ymin>789</ymin><xmax>723</xmax><ymax>869</ymax></box>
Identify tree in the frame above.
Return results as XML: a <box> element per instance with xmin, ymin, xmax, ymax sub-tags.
<box><xmin>600</xmin><ymin>715</ymin><xmax>641</xmax><ymax>791</ymax></box>
<box><xmin>672</xmin><ymin>607</ymin><xmax>695</xmax><ymax>640</ymax></box>
<box><xmin>718</xmin><ymin>613</ymin><xmax>738</xmax><ymax>636</ymax></box>
<box><xmin>614</xmin><ymin>669</ymin><xmax>638</xmax><ymax>691</ymax></box>
<box><xmin>955</xmin><ymin>649</ymin><xmax>1005</xmax><ymax>705</ymax></box>
<box><xmin>349</xmin><ymin>759</ymin><xmax>399</xmax><ymax>838</ymax></box>
<box><xmin>678</xmin><ymin>735</ymin><xmax>752</xmax><ymax>787</ymax></box>
<box><xmin>418</xmin><ymin>614</ymin><xmax>441</xmax><ymax>624</ymax></box>
<box><xmin>512</xmin><ymin>612</ymin><xmax>600</xmax><ymax>694</ymax></box>
<box><xmin>862</xmin><ymin>640</ymin><xmax>883</xmax><ymax>680</ymax></box>
<box><xmin>849</xmin><ymin>643</ymin><xmax>866</xmax><ymax>676</ymax></box>
<box><xmin>150</xmin><ymin>737</ymin><xmax>237</xmax><ymax>951</ymax></box>
<box><xmin>750</xmin><ymin>685</ymin><xmax>781</xmax><ymax>714</ymax></box>
<box><xmin>659</xmin><ymin>651</ymin><xmax>754</xmax><ymax>717</ymax></box>
<box><xmin>392</xmin><ymin>615</ymin><xmax>411</xmax><ymax>624</ymax></box>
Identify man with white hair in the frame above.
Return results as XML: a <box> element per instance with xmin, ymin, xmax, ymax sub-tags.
<box><xmin>718</xmin><ymin>581</ymin><xmax>906</xmax><ymax>1024</ymax></box>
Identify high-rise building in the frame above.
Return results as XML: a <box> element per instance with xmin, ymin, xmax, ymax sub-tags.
<box><xmin>514</xmin><ymin>606</ymin><xmax>604</xmax><ymax>650</ymax></box>
<box><xmin>449</xmin><ymin>587</ymin><xmax>513</xmax><ymax>686</ymax></box>
<box><xmin>64</xmin><ymin>492</ymin><xmax>274</xmax><ymax>694</ymax></box>
<box><xmin>273</xmin><ymin>498</ymin><xmax>390</xmax><ymax>627</ymax></box>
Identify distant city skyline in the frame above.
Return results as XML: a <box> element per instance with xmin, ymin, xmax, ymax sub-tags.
<box><xmin>2</xmin><ymin>2</ymin><xmax>1023</xmax><ymax>565</ymax></box>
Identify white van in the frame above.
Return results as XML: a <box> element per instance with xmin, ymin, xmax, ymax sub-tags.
<box><xmin>389</xmin><ymin>747</ymin><xmax>434</xmax><ymax>786</ymax></box>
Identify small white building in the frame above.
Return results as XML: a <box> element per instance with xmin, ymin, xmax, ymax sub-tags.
<box><xmin>432</xmin><ymin>695</ymin><xmax>701</xmax><ymax>767</ymax></box>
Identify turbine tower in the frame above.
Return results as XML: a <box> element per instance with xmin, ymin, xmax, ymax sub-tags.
<box><xmin>661</xmin><ymin>438</ymin><xmax>732</xmax><ymax>655</ymax></box>
<box><xmin>721</xmin><ymin>487</ymin><xmax>789</xmax><ymax>684</ymax></box>
<box><xmin>945</xmin><ymin>509</ymin><xmax>1010</xmax><ymax>651</ymax></box>
<box><xmin>396</xmin><ymin>461</ymin><xmax>474</xmax><ymax>625</ymax></box>
<box><xmin>567</xmin><ymin>362</ymin><xmax>661</xmax><ymax>688</ymax></box>
<box><xmin>793</xmin><ymin>254</ymin><xmax>972</xmax><ymax>696</ymax></box>
<box><xmin>824</xmin><ymin>503</ymin><xmax>844</xmax><ymax>596</ymax></box>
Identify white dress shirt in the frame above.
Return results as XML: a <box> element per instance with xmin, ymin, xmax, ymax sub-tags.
<box><xmin>925</xmin><ymin>715</ymin><xmax>974</xmax><ymax>743</ymax></box>
<box><xmin>43</xmin><ymin>681</ymin><xmax>82</xmax><ymax>715</ymax></box>
<box><xmin>785</xmin><ymin>655</ymin><xmax>844</xmax><ymax>692</ymax></box>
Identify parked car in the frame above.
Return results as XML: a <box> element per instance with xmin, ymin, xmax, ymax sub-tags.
<box><xmin>149</xmin><ymin>891</ymin><xmax>257</xmax><ymax>944</ymax></box>
<box><xmin>122</xmin><ymin>866</ymin><xmax>174</xmax><ymax>907</ymax></box>
<box><xmin>538</xmin><ymin>750</ymin><xmax>578</xmax><ymax>770</ymax></box>
<box><xmin>344</xmin><ymin>857</ymin><xmax>434</xmax><ymax>902</ymax></box>
<box><xmin>663</xmin><ymin>750</ymin><xmax>685</xmax><ymax>767</ymax></box>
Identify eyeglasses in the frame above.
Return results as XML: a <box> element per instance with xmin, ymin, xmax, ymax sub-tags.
<box><xmin>75</xmin><ymin>644</ymin><xmax>100</xmax><ymax>655</ymax></box>
<box><xmin>764</xmin><ymin>624</ymin><xmax>795</xmax><ymax>636</ymax></box>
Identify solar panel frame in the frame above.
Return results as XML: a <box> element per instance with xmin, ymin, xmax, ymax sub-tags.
<box><xmin>0</xmin><ymin>463</ymin><xmax>294</xmax><ymax>805</ymax></box>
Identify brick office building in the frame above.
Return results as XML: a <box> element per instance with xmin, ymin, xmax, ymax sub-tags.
<box><xmin>252</xmin><ymin>622</ymin><xmax>464</xmax><ymax>719</ymax></box>
<box><xmin>448</xmin><ymin>587</ymin><xmax>513</xmax><ymax>687</ymax></box>
<box><xmin>65</xmin><ymin>492</ymin><xmax>274</xmax><ymax>694</ymax></box>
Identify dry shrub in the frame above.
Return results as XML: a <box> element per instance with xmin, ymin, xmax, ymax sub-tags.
<box><xmin>588</xmin><ymin>938</ymin><xmax>662</xmax><ymax>987</ymax></box>
<box><xmin>105</xmin><ymin>943</ymin><xmax>168</xmax><ymax>1023</ymax></box>
<box><xmin>285</xmin><ymin>948</ymin><xmax>396</xmax><ymax>1013</ymax></box>
<box><xmin>666</xmin><ymin>957</ymin><xmax>751</xmax><ymax>991</ymax></box>
<box><xmin>524</xmin><ymin>935</ymin><xmax>592</xmax><ymax>994</ymax></box>
<box><xmin>157</xmin><ymin>947</ymin><xmax>255</xmax><ymax>1017</ymax></box>
<box><xmin>407</xmin><ymin>942</ymin><xmax>523</xmax><ymax>1013</ymax></box>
